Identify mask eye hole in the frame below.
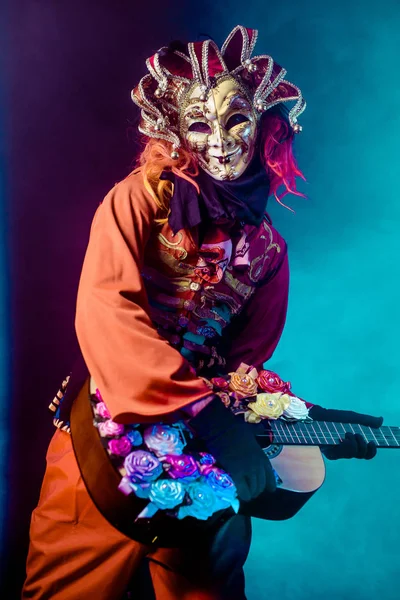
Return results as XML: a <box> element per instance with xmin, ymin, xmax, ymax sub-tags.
<box><xmin>188</xmin><ymin>122</ymin><xmax>212</xmax><ymax>134</ymax></box>
<box><xmin>226</xmin><ymin>114</ymin><xmax>249</xmax><ymax>129</ymax></box>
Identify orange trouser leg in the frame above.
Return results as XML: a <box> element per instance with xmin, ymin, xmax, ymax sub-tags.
<box><xmin>22</xmin><ymin>428</ymin><xmax>148</xmax><ymax>599</ymax></box>
<box><xmin>22</xmin><ymin>429</ymin><xmax>248</xmax><ymax>600</ymax></box>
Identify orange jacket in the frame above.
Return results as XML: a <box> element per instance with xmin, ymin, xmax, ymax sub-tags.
<box><xmin>75</xmin><ymin>170</ymin><xmax>288</xmax><ymax>423</ymax></box>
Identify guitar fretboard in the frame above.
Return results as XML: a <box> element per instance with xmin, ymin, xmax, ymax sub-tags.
<box><xmin>263</xmin><ymin>420</ymin><xmax>400</xmax><ymax>448</ymax></box>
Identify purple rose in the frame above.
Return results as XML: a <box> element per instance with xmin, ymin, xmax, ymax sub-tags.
<box><xmin>177</xmin><ymin>481</ymin><xmax>222</xmax><ymax>521</ymax></box>
<box><xmin>124</xmin><ymin>450</ymin><xmax>163</xmax><ymax>483</ymax></box>
<box><xmin>108</xmin><ymin>436</ymin><xmax>132</xmax><ymax>457</ymax></box>
<box><xmin>126</xmin><ymin>429</ymin><xmax>143</xmax><ymax>446</ymax></box>
<box><xmin>97</xmin><ymin>419</ymin><xmax>125</xmax><ymax>437</ymax></box>
<box><xmin>95</xmin><ymin>402</ymin><xmax>111</xmax><ymax>419</ymax></box>
<box><xmin>162</xmin><ymin>454</ymin><xmax>200</xmax><ymax>481</ymax></box>
<box><xmin>148</xmin><ymin>480</ymin><xmax>186</xmax><ymax>509</ymax></box>
<box><xmin>143</xmin><ymin>424</ymin><xmax>185</xmax><ymax>457</ymax></box>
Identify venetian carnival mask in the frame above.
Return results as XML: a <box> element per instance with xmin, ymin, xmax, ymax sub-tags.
<box><xmin>181</xmin><ymin>76</ymin><xmax>258</xmax><ymax>180</ymax></box>
<box><xmin>131</xmin><ymin>25</ymin><xmax>305</xmax><ymax>180</ymax></box>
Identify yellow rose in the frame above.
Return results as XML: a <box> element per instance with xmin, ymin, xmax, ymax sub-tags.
<box><xmin>228</xmin><ymin>372</ymin><xmax>258</xmax><ymax>399</ymax></box>
<box><xmin>248</xmin><ymin>392</ymin><xmax>292</xmax><ymax>420</ymax></box>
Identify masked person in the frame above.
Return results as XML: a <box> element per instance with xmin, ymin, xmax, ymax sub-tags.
<box><xmin>22</xmin><ymin>25</ymin><xmax>383</xmax><ymax>600</ymax></box>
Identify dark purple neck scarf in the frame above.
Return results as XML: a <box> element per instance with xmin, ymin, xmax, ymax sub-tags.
<box><xmin>161</xmin><ymin>154</ymin><xmax>270</xmax><ymax>235</ymax></box>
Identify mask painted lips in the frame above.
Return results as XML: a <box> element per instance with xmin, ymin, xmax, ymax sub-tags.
<box><xmin>209</xmin><ymin>148</ymin><xmax>241</xmax><ymax>165</ymax></box>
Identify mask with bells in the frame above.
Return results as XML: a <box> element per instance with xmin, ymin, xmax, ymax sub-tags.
<box><xmin>131</xmin><ymin>25</ymin><xmax>305</xmax><ymax>181</ymax></box>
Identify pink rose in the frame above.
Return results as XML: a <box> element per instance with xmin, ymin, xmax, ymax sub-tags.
<box><xmin>97</xmin><ymin>419</ymin><xmax>125</xmax><ymax>437</ymax></box>
<box><xmin>108</xmin><ymin>436</ymin><xmax>132</xmax><ymax>457</ymax></box>
<box><xmin>256</xmin><ymin>370</ymin><xmax>291</xmax><ymax>394</ymax></box>
<box><xmin>95</xmin><ymin>402</ymin><xmax>111</xmax><ymax>419</ymax></box>
<box><xmin>162</xmin><ymin>454</ymin><xmax>200</xmax><ymax>481</ymax></box>
<box><xmin>143</xmin><ymin>425</ymin><xmax>185</xmax><ymax>457</ymax></box>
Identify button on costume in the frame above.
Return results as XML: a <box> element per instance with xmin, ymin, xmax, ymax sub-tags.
<box><xmin>22</xmin><ymin>25</ymin><xmax>381</xmax><ymax>600</ymax></box>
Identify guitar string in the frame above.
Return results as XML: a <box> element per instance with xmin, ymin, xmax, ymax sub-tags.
<box><xmin>270</xmin><ymin>434</ymin><xmax>397</xmax><ymax>446</ymax></box>
<box><xmin>268</xmin><ymin>422</ymin><xmax>399</xmax><ymax>446</ymax></box>
<box><xmin>269</xmin><ymin>422</ymin><xmax>400</xmax><ymax>437</ymax></box>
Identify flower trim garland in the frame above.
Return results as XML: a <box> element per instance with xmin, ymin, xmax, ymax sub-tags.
<box><xmin>91</xmin><ymin>391</ymin><xmax>240</xmax><ymax>522</ymax></box>
<box><xmin>211</xmin><ymin>363</ymin><xmax>309</xmax><ymax>423</ymax></box>
<box><xmin>90</xmin><ymin>363</ymin><xmax>308</xmax><ymax>523</ymax></box>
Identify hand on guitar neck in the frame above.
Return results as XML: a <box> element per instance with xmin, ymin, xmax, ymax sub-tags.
<box><xmin>308</xmin><ymin>404</ymin><xmax>384</xmax><ymax>461</ymax></box>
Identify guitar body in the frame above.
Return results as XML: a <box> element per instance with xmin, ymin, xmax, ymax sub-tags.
<box><xmin>240</xmin><ymin>444</ymin><xmax>326</xmax><ymax>521</ymax></box>
<box><xmin>268</xmin><ymin>445</ymin><xmax>326</xmax><ymax>493</ymax></box>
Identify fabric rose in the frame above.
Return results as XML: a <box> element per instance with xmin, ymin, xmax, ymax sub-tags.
<box><xmin>204</xmin><ymin>468</ymin><xmax>239</xmax><ymax>512</ymax></box>
<box><xmin>247</xmin><ymin>392</ymin><xmax>292</xmax><ymax>420</ymax></box>
<box><xmin>283</xmin><ymin>395</ymin><xmax>310</xmax><ymax>420</ymax></box>
<box><xmin>130</xmin><ymin>482</ymin><xmax>151</xmax><ymax>498</ymax></box>
<box><xmin>148</xmin><ymin>479</ymin><xmax>186</xmax><ymax>509</ymax></box>
<box><xmin>228</xmin><ymin>372</ymin><xmax>258</xmax><ymax>399</ymax></box>
<box><xmin>143</xmin><ymin>424</ymin><xmax>185</xmax><ymax>457</ymax></box>
<box><xmin>177</xmin><ymin>481</ymin><xmax>222</xmax><ymax>521</ymax></box>
<box><xmin>95</xmin><ymin>388</ymin><xmax>103</xmax><ymax>402</ymax></box>
<box><xmin>162</xmin><ymin>454</ymin><xmax>200</xmax><ymax>481</ymax></box>
<box><xmin>95</xmin><ymin>402</ymin><xmax>111</xmax><ymax>419</ymax></box>
<box><xmin>124</xmin><ymin>450</ymin><xmax>163</xmax><ymax>483</ymax></box>
<box><xmin>256</xmin><ymin>370</ymin><xmax>291</xmax><ymax>394</ymax></box>
<box><xmin>199</xmin><ymin>452</ymin><xmax>216</xmax><ymax>465</ymax></box>
<box><xmin>108</xmin><ymin>436</ymin><xmax>132</xmax><ymax>457</ymax></box>
<box><xmin>211</xmin><ymin>377</ymin><xmax>230</xmax><ymax>391</ymax></box>
<box><xmin>126</xmin><ymin>429</ymin><xmax>143</xmax><ymax>446</ymax></box>
<box><xmin>197</xmin><ymin>452</ymin><xmax>216</xmax><ymax>475</ymax></box>
<box><xmin>97</xmin><ymin>419</ymin><xmax>125</xmax><ymax>437</ymax></box>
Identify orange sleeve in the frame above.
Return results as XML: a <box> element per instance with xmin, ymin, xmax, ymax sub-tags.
<box><xmin>75</xmin><ymin>170</ymin><xmax>211</xmax><ymax>423</ymax></box>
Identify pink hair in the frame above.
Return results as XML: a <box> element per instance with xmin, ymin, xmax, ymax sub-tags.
<box><xmin>260</xmin><ymin>109</ymin><xmax>306</xmax><ymax>211</ymax></box>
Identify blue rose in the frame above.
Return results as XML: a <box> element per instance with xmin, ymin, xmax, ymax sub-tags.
<box><xmin>198</xmin><ymin>452</ymin><xmax>216</xmax><ymax>466</ymax></box>
<box><xmin>148</xmin><ymin>479</ymin><xmax>186</xmax><ymax>509</ymax></box>
<box><xmin>177</xmin><ymin>481</ymin><xmax>224</xmax><ymax>521</ymax></box>
<box><xmin>204</xmin><ymin>468</ymin><xmax>239</xmax><ymax>513</ymax></box>
<box><xmin>204</xmin><ymin>468</ymin><xmax>237</xmax><ymax>502</ymax></box>
<box><xmin>126</xmin><ymin>429</ymin><xmax>143</xmax><ymax>446</ymax></box>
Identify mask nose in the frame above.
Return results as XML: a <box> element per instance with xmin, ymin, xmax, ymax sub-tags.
<box><xmin>208</xmin><ymin>124</ymin><xmax>236</xmax><ymax>154</ymax></box>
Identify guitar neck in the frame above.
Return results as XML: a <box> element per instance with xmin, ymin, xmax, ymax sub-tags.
<box><xmin>265</xmin><ymin>420</ymin><xmax>400</xmax><ymax>448</ymax></box>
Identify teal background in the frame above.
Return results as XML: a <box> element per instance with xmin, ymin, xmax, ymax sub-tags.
<box><xmin>2</xmin><ymin>0</ymin><xmax>399</xmax><ymax>597</ymax></box>
<box><xmin>215</xmin><ymin>2</ymin><xmax>400</xmax><ymax>599</ymax></box>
